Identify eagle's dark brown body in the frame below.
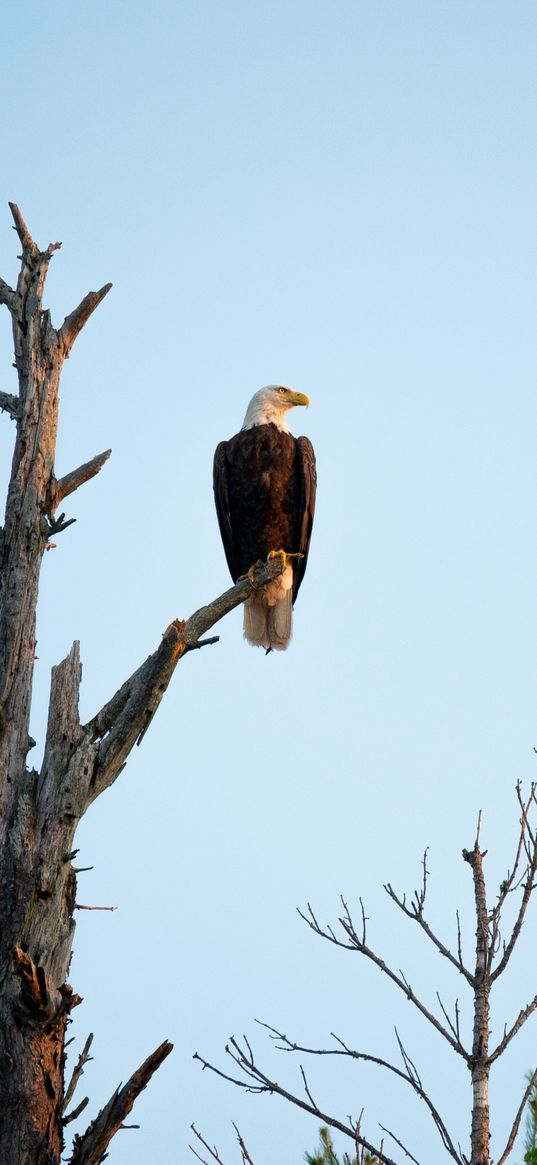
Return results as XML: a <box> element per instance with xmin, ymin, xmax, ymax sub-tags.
<box><xmin>213</xmin><ymin>423</ymin><xmax>316</xmax><ymax>605</ymax></box>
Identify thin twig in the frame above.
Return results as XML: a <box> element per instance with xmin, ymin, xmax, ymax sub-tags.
<box><xmin>300</xmin><ymin>1064</ymin><xmax>319</xmax><ymax>1112</ymax></box>
<box><xmin>184</xmin><ymin>636</ymin><xmax>220</xmax><ymax>652</ymax></box>
<box><xmin>190</xmin><ymin>1125</ymin><xmax>226</xmax><ymax>1164</ymax></box>
<box><xmin>74</xmin><ymin>903</ymin><xmax>117</xmax><ymax>912</ymax></box>
<box><xmin>63</xmin><ymin>1097</ymin><xmax>90</xmax><ymax>1126</ymax></box>
<box><xmin>474</xmin><ymin>811</ymin><xmax>482</xmax><ymax>849</ymax></box>
<box><xmin>491</xmin><ymin>783</ymin><xmax>537</xmax><ymax>982</ymax></box>
<box><xmin>46</xmin><ymin>512</ymin><xmax>77</xmax><ymax>536</ymax></box>
<box><xmin>63</xmin><ymin>1033</ymin><xmax>94</xmax><ymax>1115</ymax></box>
<box><xmin>379</xmin><ymin>1124</ymin><xmax>422</xmax><ymax>1165</ymax></box>
<box><xmin>193</xmin><ymin>1044</ymin><xmax>398</xmax><ymax>1165</ymax></box>
<box><xmin>298</xmin><ymin>899</ymin><xmax>469</xmax><ymax>1061</ymax></box>
<box><xmin>489</xmin><ymin>995</ymin><xmax>537</xmax><ymax>1063</ymax></box>
<box><xmin>435</xmin><ymin>993</ymin><xmax>461</xmax><ymax>1044</ymax></box>
<box><xmin>232</xmin><ymin>1123</ymin><xmax>255</xmax><ymax>1165</ymax></box>
<box><xmin>394</xmin><ymin>1029</ymin><xmax>422</xmax><ymax>1089</ymax></box>
<box><xmin>257</xmin><ymin>1021</ymin><xmax>461</xmax><ymax>1163</ymax></box>
<box><xmin>385</xmin><ymin>876</ymin><xmax>473</xmax><ymax>985</ymax></box>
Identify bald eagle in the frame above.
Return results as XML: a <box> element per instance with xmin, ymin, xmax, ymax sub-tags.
<box><xmin>213</xmin><ymin>385</ymin><xmax>316</xmax><ymax>651</ymax></box>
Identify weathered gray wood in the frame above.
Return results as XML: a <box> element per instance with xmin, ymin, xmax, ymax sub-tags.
<box><xmin>0</xmin><ymin>205</ymin><xmax>113</xmax><ymax>1164</ymax></box>
<box><xmin>0</xmin><ymin>203</ymin><xmax>286</xmax><ymax>1164</ymax></box>
<box><xmin>59</xmin><ymin>284</ymin><xmax>112</xmax><ymax>358</ymax></box>
<box><xmin>86</xmin><ymin>556</ymin><xmax>285</xmax><ymax>799</ymax></box>
<box><xmin>70</xmin><ymin>1040</ymin><xmax>172</xmax><ymax>1165</ymax></box>
<box><xmin>0</xmin><ymin>390</ymin><xmax>20</xmax><ymax>419</ymax></box>
<box><xmin>49</xmin><ymin>449</ymin><xmax>112</xmax><ymax>510</ymax></box>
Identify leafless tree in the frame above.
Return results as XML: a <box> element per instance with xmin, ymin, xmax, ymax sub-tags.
<box><xmin>0</xmin><ymin>203</ymin><xmax>284</xmax><ymax>1164</ymax></box>
<box><xmin>194</xmin><ymin>783</ymin><xmax>537</xmax><ymax>1165</ymax></box>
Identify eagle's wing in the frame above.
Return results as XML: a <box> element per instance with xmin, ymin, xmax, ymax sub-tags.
<box><xmin>213</xmin><ymin>440</ymin><xmax>238</xmax><ymax>582</ymax></box>
<box><xmin>293</xmin><ymin>435</ymin><xmax>317</xmax><ymax>602</ymax></box>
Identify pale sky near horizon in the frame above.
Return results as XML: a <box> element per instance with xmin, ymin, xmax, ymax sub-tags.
<box><xmin>1</xmin><ymin>2</ymin><xmax>537</xmax><ymax>1162</ymax></box>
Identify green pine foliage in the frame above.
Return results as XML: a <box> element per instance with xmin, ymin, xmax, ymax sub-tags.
<box><xmin>524</xmin><ymin>1074</ymin><xmax>537</xmax><ymax>1164</ymax></box>
<box><xmin>304</xmin><ymin>1127</ymin><xmax>378</xmax><ymax>1165</ymax></box>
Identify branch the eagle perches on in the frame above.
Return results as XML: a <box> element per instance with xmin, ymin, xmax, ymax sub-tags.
<box><xmin>0</xmin><ymin>202</ymin><xmax>286</xmax><ymax>1164</ymax></box>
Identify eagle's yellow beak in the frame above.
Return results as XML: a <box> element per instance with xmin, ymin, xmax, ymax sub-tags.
<box><xmin>287</xmin><ymin>390</ymin><xmax>310</xmax><ymax>408</ymax></box>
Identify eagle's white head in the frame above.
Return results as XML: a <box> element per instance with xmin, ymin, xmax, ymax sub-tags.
<box><xmin>241</xmin><ymin>385</ymin><xmax>310</xmax><ymax>433</ymax></box>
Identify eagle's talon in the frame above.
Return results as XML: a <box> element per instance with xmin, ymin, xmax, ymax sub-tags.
<box><xmin>239</xmin><ymin>560</ymin><xmax>264</xmax><ymax>582</ymax></box>
<box><xmin>268</xmin><ymin>549</ymin><xmax>288</xmax><ymax>567</ymax></box>
<box><xmin>267</xmin><ymin>549</ymin><xmax>304</xmax><ymax>568</ymax></box>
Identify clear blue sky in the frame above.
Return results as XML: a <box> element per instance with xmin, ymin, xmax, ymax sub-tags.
<box><xmin>1</xmin><ymin>2</ymin><xmax>537</xmax><ymax>1161</ymax></box>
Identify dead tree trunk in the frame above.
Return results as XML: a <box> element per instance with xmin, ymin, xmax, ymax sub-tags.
<box><xmin>0</xmin><ymin>204</ymin><xmax>284</xmax><ymax>1164</ymax></box>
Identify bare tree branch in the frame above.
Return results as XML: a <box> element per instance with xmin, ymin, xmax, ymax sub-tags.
<box><xmin>193</xmin><ymin>790</ymin><xmax>537</xmax><ymax>1165</ymax></box>
<box><xmin>182</xmin><ymin>559</ymin><xmax>286</xmax><ymax>645</ymax></box>
<box><xmin>185</xmin><ymin>635</ymin><xmax>220</xmax><ymax>652</ymax></box>
<box><xmin>190</xmin><ymin>1124</ymin><xmax>227</xmax><ymax>1164</ymax></box>
<box><xmin>46</xmin><ymin>512</ymin><xmax>77</xmax><ymax>535</ymax></box>
<box><xmin>84</xmin><ymin>556</ymin><xmax>287</xmax><ymax>802</ymax></box>
<box><xmin>490</xmin><ymin>783</ymin><xmax>537</xmax><ymax>982</ymax></box>
<box><xmin>379</xmin><ymin>1118</ymin><xmax>421</xmax><ymax>1165</ymax></box>
<box><xmin>49</xmin><ymin>449</ymin><xmax>112</xmax><ymax>510</ymax></box>
<box><xmin>59</xmin><ymin>283</ymin><xmax>113</xmax><ymax>357</ymax></box>
<box><xmin>74</xmin><ymin>902</ymin><xmax>117</xmax><ymax>912</ymax></box>
<box><xmin>298</xmin><ymin>897</ymin><xmax>470</xmax><ymax>1062</ymax></box>
<box><xmin>378</xmin><ymin>1124</ymin><xmax>421</xmax><ymax>1165</ymax></box>
<box><xmin>0</xmin><ymin>277</ymin><xmax>19</xmax><ymax>311</ymax></box>
<box><xmin>63</xmin><ymin>1034</ymin><xmax>94</xmax><ymax>1116</ymax></box>
<box><xmin>232</xmin><ymin>1122</ymin><xmax>256</xmax><ymax>1165</ymax></box>
<box><xmin>384</xmin><ymin>854</ymin><xmax>474</xmax><ymax>985</ymax></box>
<box><xmin>190</xmin><ymin>1123</ymin><xmax>257</xmax><ymax>1165</ymax></box>
<box><xmin>254</xmin><ymin>1021</ymin><xmax>462</xmax><ymax>1163</ymax></box>
<box><xmin>300</xmin><ymin>1064</ymin><xmax>320</xmax><ymax>1111</ymax></box>
<box><xmin>63</xmin><ymin>1097</ymin><xmax>90</xmax><ymax>1126</ymax></box>
<box><xmin>489</xmin><ymin>995</ymin><xmax>537</xmax><ymax>1063</ymax></box>
<box><xmin>496</xmin><ymin>1068</ymin><xmax>537</xmax><ymax>1165</ymax></box>
<box><xmin>0</xmin><ymin>389</ymin><xmax>20</xmax><ymax>418</ymax></box>
<box><xmin>194</xmin><ymin>1040</ymin><xmax>400</xmax><ymax>1165</ymax></box>
<box><xmin>7</xmin><ymin>202</ymin><xmax>61</xmax><ymax>332</ymax></box>
<box><xmin>69</xmin><ymin>1040</ymin><xmax>173</xmax><ymax>1165</ymax></box>
<box><xmin>8</xmin><ymin>200</ymin><xmax>41</xmax><ymax>255</ymax></box>
<box><xmin>435</xmin><ymin>993</ymin><xmax>462</xmax><ymax>1046</ymax></box>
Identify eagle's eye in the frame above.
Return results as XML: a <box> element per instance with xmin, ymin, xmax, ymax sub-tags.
<box><xmin>278</xmin><ymin>388</ymin><xmax>286</xmax><ymax>395</ymax></box>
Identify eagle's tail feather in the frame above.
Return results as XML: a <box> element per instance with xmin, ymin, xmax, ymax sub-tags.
<box><xmin>267</xmin><ymin>588</ymin><xmax>292</xmax><ymax>650</ymax></box>
<box><xmin>243</xmin><ymin>564</ymin><xmax>293</xmax><ymax>651</ymax></box>
<box><xmin>243</xmin><ymin>596</ymin><xmax>269</xmax><ymax>647</ymax></box>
